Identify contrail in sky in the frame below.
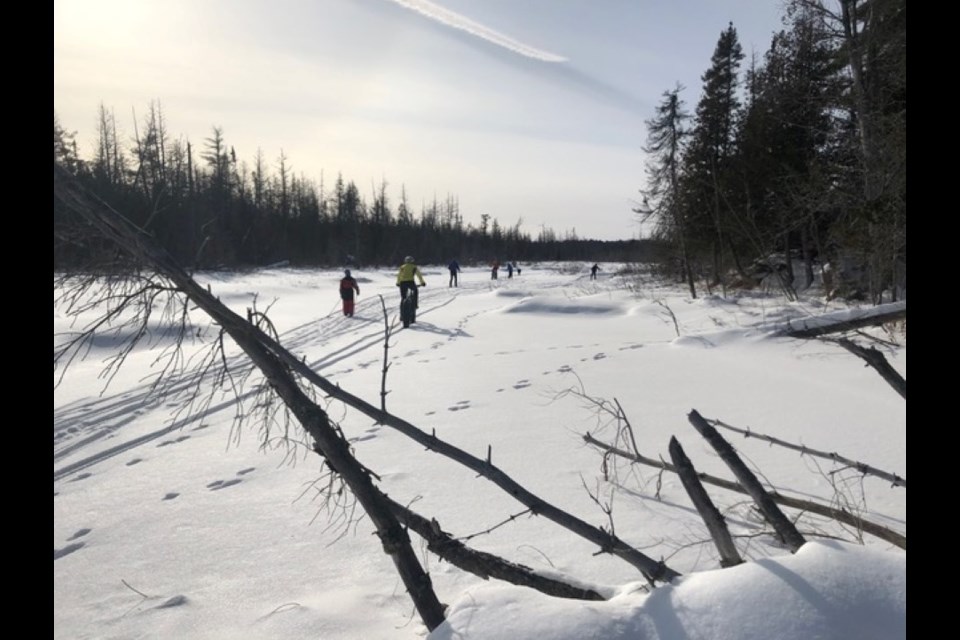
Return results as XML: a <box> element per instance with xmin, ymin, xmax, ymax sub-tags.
<box><xmin>386</xmin><ymin>0</ymin><xmax>567</xmax><ymax>63</ymax></box>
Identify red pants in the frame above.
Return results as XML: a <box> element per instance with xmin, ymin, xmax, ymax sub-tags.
<box><xmin>342</xmin><ymin>299</ymin><xmax>355</xmax><ymax>316</ymax></box>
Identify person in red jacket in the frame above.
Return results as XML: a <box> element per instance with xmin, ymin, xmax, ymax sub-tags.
<box><xmin>339</xmin><ymin>269</ymin><xmax>360</xmax><ymax>317</ymax></box>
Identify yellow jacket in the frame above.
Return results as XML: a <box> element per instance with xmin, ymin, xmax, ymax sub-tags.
<box><xmin>397</xmin><ymin>262</ymin><xmax>426</xmax><ymax>285</ymax></box>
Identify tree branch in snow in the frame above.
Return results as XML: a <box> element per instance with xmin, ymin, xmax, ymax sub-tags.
<box><xmin>779</xmin><ymin>302</ymin><xmax>906</xmax><ymax>338</ymax></box>
<box><xmin>826</xmin><ymin>337</ymin><xmax>906</xmax><ymax>400</ymax></box>
<box><xmin>54</xmin><ymin>162</ymin><xmax>681</xmax><ymax>611</ymax></box>
<box><xmin>387</xmin><ymin>498</ymin><xmax>606</xmax><ymax>602</ymax></box>
<box><xmin>685</xmin><ymin>410</ymin><xmax>807</xmax><ymax>552</ymax></box>
<box><xmin>581</xmin><ymin>433</ymin><xmax>905</xmax><ymax>549</ymax></box>
<box><xmin>54</xmin><ymin>162</ymin><xmax>448</xmax><ymax>631</ymax></box>
<box><xmin>707</xmin><ymin>417</ymin><xmax>905</xmax><ymax>488</ymax></box>
<box><xmin>668</xmin><ymin>437</ymin><xmax>743</xmax><ymax>567</ymax></box>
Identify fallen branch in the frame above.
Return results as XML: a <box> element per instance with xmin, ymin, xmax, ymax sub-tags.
<box><xmin>387</xmin><ymin>498</ymin><xmax>606</xmax><ymax>601</ymax></box>
<box><xmin>827</xmin><ymin>337</ymin><xmax>906</xmax><ymax>400</ymax></box>
<box><xmin>581</xmin><ymin>433</ymin><xmax>906</xmax><ymax>549</ymax></box>
<box><xmin>687</xmin><ymin>410</ymin><xmax>807</xmax><ymax>552</ymax></box>
<box><xmin>668</xmin><ymin>437</ymin><xmax>743</xmax><ymax>567</ymax></box>
<box><xmin>779</xmin><ymin>301</ymin><xmax>906</xmax><ymax>338</ymax></box>
<box><xmin>55</xmin><ymin>162</ymin><xmax>448</xmax><ymax>631</ymax></box>
<box><xmin>708</xmin><ymin>418</ymin><xmax>905</xmax><ymax>488</ymax></box>
<box><xmin>55</xmin><ymin>162</ymin><xmax>681</xmax><ymax>589</ymax></box>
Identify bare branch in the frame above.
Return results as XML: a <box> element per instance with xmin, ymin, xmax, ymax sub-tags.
<box><xmin>54</xmin><ymin>162</ymin><xmax>448</xmax><ymax>631</ymax></box>
<box><xmin>668</xmin><ymin>437</ymin><xmax>743</xmax><ymax>567</ymax></box>
<box><xmin>387</xmin><ymin>498</ymin><xmax>606</xmax><ymax>602</ymax></box>
<box><xmin>686</xmin><ymin>411</ymin><xmax>806</xmax><ymax>551</ymax></box>
<box><xmin>581</xmin><ymin>434</ymin><xmax>905</xmax><ymax>549</ymax></box>
<box><xmin>708</xmin><ymin>417</ymin><xmax>905</xmax><ymax>487</ymax></box>
<box><xmin>826</xmin><ymin>337</ymin><xmax>906</xmax><ymax>400</ymax></box>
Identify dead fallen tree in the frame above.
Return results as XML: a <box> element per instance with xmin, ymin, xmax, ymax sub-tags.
<box><xmin>779</xmin><ymin>301</ymin><xmax>906</xmax><ymax>338</ymax></box>
<box><xmin>776</xmin><ymin>303</ymin><xmax>906</xmax><ymax>401</ymax></box>
<box><xmin>55</xmin><ymin>161</ymin><xmax>680</xmax><ymax>632</ymax></box>
<box><xmin>581</xmin><ymin>431</ymin><xmax>906</xmax><ymax>550</ymax></box>
<box><xmin>54</xmin><ymin>162</ymin><xmax>449</xmax><ymax>629</ymax></box>
<box><xmin>668</xmin><ymin>437</ymin><xmax>743</xmax><ymax>567</ymax></box>
<box><xmin>826</xmin><ymin>337</ymin><xmax>906</xmax><ymax>400</ymax></box>
<box><xmin>687</xmin><ymin>410</ymin><xmax>807</xmax><ymax>552</ymax></box>
<box><xmin>386</xmin><ymin>497</ymin><xmax>605</xmax><ymax>601</ymax></box>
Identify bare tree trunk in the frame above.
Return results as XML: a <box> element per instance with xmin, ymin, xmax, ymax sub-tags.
<box><xmin>780</xmin><ymin>302</ymin><xmax>906</xmax><ymax>338</ymax></box>
<box><xmin>668</xmin><ymin>437</ymin><xmax>743</xmax><ymax>567</ymax></box>
<box><xmin>53</xmin><ymin>162</ymin><xmax>448</xmax><ymax>631</ymax></box>
<box><xmin>55</xmin><ymin>162</ymin><xmax>680</xmax><ymax>603</ymax></box>
<box><xmin>387</xmin><ymin>497</ymin><xmax>606</xmax><ymax>601</ymax></box>
<box><xmin>687</xmin><ymin>410</ymin><xmax>806</xmax><ymax>551</ymax></box>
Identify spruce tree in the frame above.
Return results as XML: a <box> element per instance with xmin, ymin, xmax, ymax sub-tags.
<box><xmin>640</xmin><ymin>85</ymin><xmax>697</xmax><ymax>298</ymax></box>
<box><xmin>683</xmin><ymin>22</ymin><xmax>746</xmax><ymax>288</ymax></box>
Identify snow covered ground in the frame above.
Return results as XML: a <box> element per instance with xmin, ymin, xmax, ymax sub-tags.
<box><xmin>54</xmin><ymin>262</ymin><xmax>906</xmax><ymax>639</ymax></box>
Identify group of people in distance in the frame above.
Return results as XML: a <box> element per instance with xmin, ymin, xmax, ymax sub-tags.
<box><xmin>337</xmin><ymin>257</ymin><xmax>528</xmax><ymax>319</ymax></box>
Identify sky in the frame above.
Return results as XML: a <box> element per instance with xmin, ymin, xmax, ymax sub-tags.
<box><xmin>54</xmin><ymin>261</ymin><xmax>907</xmax><ymax>639</ymax></box>
<box><xmin>53</xmin><ymin>0</ymin><xmax>787</xmax><ymax>240</ymax></box>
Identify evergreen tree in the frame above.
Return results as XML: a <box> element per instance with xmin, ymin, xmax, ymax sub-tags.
<box><xmin>683</xmin><ymin>22</ymin><xmax>746</xmax><ymax>287</ymax></box>
<box><xmin>732</xmin><ymin>4</ymin><xmax>838</xmax><ymax>293</ymax></box>
<box><xmin>640</xmin><ymin>85</ymin><xmax>697</xmax><ymax>297</ymax></box>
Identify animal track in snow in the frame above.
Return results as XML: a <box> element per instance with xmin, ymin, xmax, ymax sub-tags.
<box><xmin>207</xmin><ymin>479</ymin><xmax>243</xmax><ymax>491</ymax></box>
<box><xmin>54</xmin><ymin>542</ymin><xmax>85</xmax><ymax>560</ymax></box>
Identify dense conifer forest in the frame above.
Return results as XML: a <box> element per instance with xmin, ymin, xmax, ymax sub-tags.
<box><xmin>54</xmin><ymin>0</ymin><xmax>903</xmax><ymax>303</ymax></box>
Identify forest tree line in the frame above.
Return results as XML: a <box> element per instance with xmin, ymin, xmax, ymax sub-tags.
<box><xmin>640</xmin><ymin>0</ymin><xmax>904</xmax><ymax>303</ymax></box>
<box><xmin>52</xmin><ymin>104</ymin><xmax>660</xmax><ymax>271</ymax></box>
<box><xmin>54</xmin><ymin>0</ymin><xmax>903</xmax><ymax>304</ymax></box>
<box><xmin>54</xmin><ymin>102</ymin><xmax>655</xmax><ymax>270</ymax></box>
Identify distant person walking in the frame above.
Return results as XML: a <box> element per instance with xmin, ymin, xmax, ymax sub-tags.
<box><xmin>491</xmin><ymin>260</ymin><xmax>500</xmax><ymax>280</ymax></box>
<box><xmin>590</xmin><ymin>263</ymin><xmax>600</xmax><ymax>280</ymax></box>
<box><xmin>506</xmin><ymin>262</ymin><xmax>514</xmax><ymax>278</ymax></box>
<box><xmin>339</xmin><ymin>269</ymin><xmax>360</xmax><ymax>317</ymax></box>
<box><xmin>448</xmin><ymin>260</ymin><xmax>461</xmax><ymax>287</ymax></box>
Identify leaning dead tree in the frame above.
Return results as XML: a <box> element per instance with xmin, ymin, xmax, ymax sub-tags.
<box><xmin>778</xmin><ymin>304</ymin><xmax>906</xmax><ymax>400</ymax></box>
<box><xmin>55</xmin><ymin>162</ymin><xmax>682</xmax><ymax>632</ymax></box>
<box><xmin>687</xmin><ymin>410</ymin><xmax>807</xmax><ymax>552</ymax></box>
<box><xmin>825</xmin><ymin>337</ymin><xmax>906</xmax><ymax>400</ymax></box>
<box><xmin>668</xmin><ymin>437</ymin><xmax>743</xmax><ymax>567</ymax></box>
<box><xmin>54</xmin><ymin>163</ymin><xmax>447</xmax><ymax>630</ymax></box>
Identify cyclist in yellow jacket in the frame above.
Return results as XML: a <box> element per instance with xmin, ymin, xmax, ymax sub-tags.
<box><xmin>396</xmin><ymin>256</ymin><xmax>426</xmax><ymax>316</ymax></box>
